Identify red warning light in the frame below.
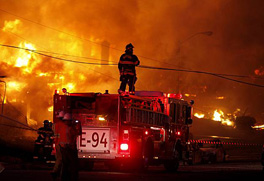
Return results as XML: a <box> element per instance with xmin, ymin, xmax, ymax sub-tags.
<box><xmin>175</xmin><ymin>93</ymin><xmax>183</xmax><ymax>99</ymax></box>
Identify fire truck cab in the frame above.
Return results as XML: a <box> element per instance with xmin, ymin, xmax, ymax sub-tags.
<box><xmin>53</xmin><ymin>90</ymin><xmax>193</xmax><ymax>171</ymax></box>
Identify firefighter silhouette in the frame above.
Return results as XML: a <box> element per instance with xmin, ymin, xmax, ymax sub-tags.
<box><xmin>33</xmin><ymin>120</ymin><xmax>54</xmax><ymax>160</ymax></box>
<box><xmin>59</xmin><ymin>113</ymin><xmax>82</xmax><ymax>181</ymax></box>
<box><xmin>118</xmin><ymin>43</ymin><xmax>140</xmax><ymax>94</ymax></box>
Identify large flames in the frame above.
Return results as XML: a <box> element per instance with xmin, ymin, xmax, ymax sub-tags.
<box><xmin>0</xmin><ymin>17</ymin><xmax>117</xmax><ymax>127</ymax></box>
<box><xmin>194</xmin><ymin>109</ymin><xmax>235</xmax><ymax>127</ymax></box>
<box><xmin>212</xmin><ymin>109</ymin><xmax>234</xmax><ymax>127</ymax></box>
<box><xmin>194</xmin><ymin>113</ymin><xmax>205</xmax><ymax>119</ymax></box>
<box><xmin>0</xmin><ymin>1</ymin><xmax>263</xmax><ymax>131</ymax></box>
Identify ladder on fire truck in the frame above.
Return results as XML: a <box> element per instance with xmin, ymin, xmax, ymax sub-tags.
<box><xmin>121</xmin><ymin>95</ymin><xmax>169</xmax><ymax>127</ymax></box>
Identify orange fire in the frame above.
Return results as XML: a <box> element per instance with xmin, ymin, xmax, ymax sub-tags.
<box><xmin>252</xmin><ymin>124</ymin><xmax>264</xmax><ymax>130</ymax></box>
<box><xmin>212</xmin><ymin>109</ymin><xmax>234</xmax><ymax>127</ymax></box>
<box><xmin>194</xmin><ymin>113</ymin><xmax>205</xmax><ymax>119</ymax></box>
<box><xmin>2</xmin><ymin>19</ymin><xmax>22</xmax><ymax>33</ymax></box>
<box><xmin>0</xmin><ymin>16</ymin><xmax>118</xmax><ymax>126</ymax></box>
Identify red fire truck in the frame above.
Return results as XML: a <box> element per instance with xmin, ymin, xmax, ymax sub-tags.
<box><xmin>53</xmin><ymin>90</ymin><xmax>193</xmax><ymax>171</ymax></box>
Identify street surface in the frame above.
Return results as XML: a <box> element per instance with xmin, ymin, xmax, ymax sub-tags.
<box><xmin>0</xmin><ymin>161</ymin><xmax>263</xmax><ymax>181</ymax></box>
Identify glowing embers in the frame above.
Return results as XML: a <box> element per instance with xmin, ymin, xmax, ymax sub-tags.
<box><xmin>184</xmin><ymin>93</ymin><xmax>196</xmax><ymax>98</ymax></box>
<box><xmin>194</xmin><ymin>113</ymin><xmax>205</xmax><ymax>119</ymax></box>
<box><xmin>252</xmin><ymin>124</ymin><xmax>264</xmax><ymax>130</ymax></box>
<box><xmin>255</xmin><ymin>66</ymin><xmax>264</xmax><ymax>76</ymax></box>
<box><xmin>194</xmin><ymin>109</ymin><xmax>235</xmax><ymax>127</ymax></box>
<box><xmin>212</xmin><ymin>109</ymin><xmax>234</xmax><ymax>127</ymax></box>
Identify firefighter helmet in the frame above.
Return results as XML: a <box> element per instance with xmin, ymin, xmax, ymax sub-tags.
<box><xmin>126</xmin><ymin>43</ymin><xmax>134</xmax><ymax>49</ymax></box>
<box><xmin>43</xmin><ymin>120</ymin><xmax>49</xmax><ymax>124</ymax></box>
<box><xmin>63</xmin><ymin>113</ymin><xmax>72</xmax><ymax>120</ymax></box>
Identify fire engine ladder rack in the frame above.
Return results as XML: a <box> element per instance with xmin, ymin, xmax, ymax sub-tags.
<box><xmin>121</xmin><ymin>95</ymin><xmax>169</xmax><ymax>127</ymax></box>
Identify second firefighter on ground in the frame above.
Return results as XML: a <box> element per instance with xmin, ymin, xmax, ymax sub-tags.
<box><xmin>118</xmin><ymin>43</ymin><xmax>140</xmax><ymax>94</ymax></box>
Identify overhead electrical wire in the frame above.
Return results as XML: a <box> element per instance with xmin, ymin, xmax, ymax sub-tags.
<box><xmin>0</xmin><ymin>9</ymin><xmax>120</xmax><ymax>50</ymax></box>
<box><xmin>139</xmin><ymin>65</ymin><xmax>264</xmax><ymax>88</ymax></box>
<box><xmin>1</xmin><ymin>43</ymin><xmax>264</xmax><ymax>88</ymax></box>
<box><xmin>1</xmin><ymin>9</ymin><xmax>262</xmax><ymax>80</ymax></box>
<box><xmin>0</xmin><ymin>8</ymin><xmax>213</xmax><ymax>68</ymax></box>
<box><xmin>0</xmin><ymin>32</ymin><xmax>148</xmax><ymax>90</ymax></box>
<box><xmin>4</xmin><ymin>31</ymin><xmax>264</xmax><ymax>81</ymax></box>
<box><xmin>5</xmin><ymin>30</ymin><xmax>112</xmax><ymax>63</ymax></box>
<box><xmin>0</xmin><ymin>114</ymin><xmax>36</xmax><ymax>131</ymax></box>
<box><xmin>0</xmin><ymin>44</ymin><xmax>118</xmax><ymax>65</ymax></box>
<box><xmin>1</xmin><ymin>9</ymin><xmax>262</xmax><ymax>130</ymax></box>
<box><xmin>0</xmin><ymin>123</ymin><xmax>36</xmax><ymax>131</ymax></box>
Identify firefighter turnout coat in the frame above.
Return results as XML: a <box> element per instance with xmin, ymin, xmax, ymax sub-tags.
<box><xmin>118</xmin><ymin>53</ymin><xmax>140</xmax><ymax>76</ymax></box>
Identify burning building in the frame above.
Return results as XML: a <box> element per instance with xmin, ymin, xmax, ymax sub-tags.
<box><xmin>0</xmin><ymin>0</ymin><xmax>264</xmax><ymax>148</ymax></box>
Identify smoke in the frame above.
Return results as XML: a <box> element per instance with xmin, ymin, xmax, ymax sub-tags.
<box><xmin>0</xmin><ymin>0</ymin><xmax>264</xmax><ymax>131</ymax></box>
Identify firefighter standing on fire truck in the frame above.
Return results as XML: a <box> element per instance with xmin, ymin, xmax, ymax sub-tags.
<box><xmin>53</xmin><ymin>112</ymin><xmax>82</xmax><ymax>181</ymax></box>
<box><xmin>118</xmin><ymin>43</ymin><xmax>140</xmax><ymax>94</ymax></box>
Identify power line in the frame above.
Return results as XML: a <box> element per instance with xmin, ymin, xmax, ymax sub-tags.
<box><xmin>5</xmin><ymin>31</ymin><xmax>264</xmax><ymax>81</ymax></box>
<box><xmin>139</xmin><ymin>65</ymin><xmax>264</xmax><ymax>88</ymax></box>
<box><xmin>0</xmin><ymin>44</ymin><xmax>117</xmax><ymax>66</ymax></box>
<box><xmin>2</xmin><ymin>8</ymin><xmax>264</xmax><ymax>77</ymax></box>
<box><xmin>0</xmin><ymin>123</ymin><xmax>36</xmax><ymax>131</ymax></box>
<box><xmin>7</xmin><ymin>30</ymin><xmax>264</xmax><ymax>81</ymax></box>
<box><xmin>1</xmin><ymin>43</ymin><xmax>264</xmax><ymax>88</ymax></box>
<box><xmin>0</xmin><ymin>9</ymin><xmax>119</xmax><ymax>49</ymax></box>
<box><xmin>0</xmin><ymin>8</ymin><xmax>195</xmax><ymax>68</ymax></box>
<box><xmin>0</xmin><ymin>114</ymin><xmax>36</xmax><ymax>131</ymax></box>
<box><xmin>5</xmin><ymin>30</ymin><xmax>114</xmax><ymax>63</ymax></box>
